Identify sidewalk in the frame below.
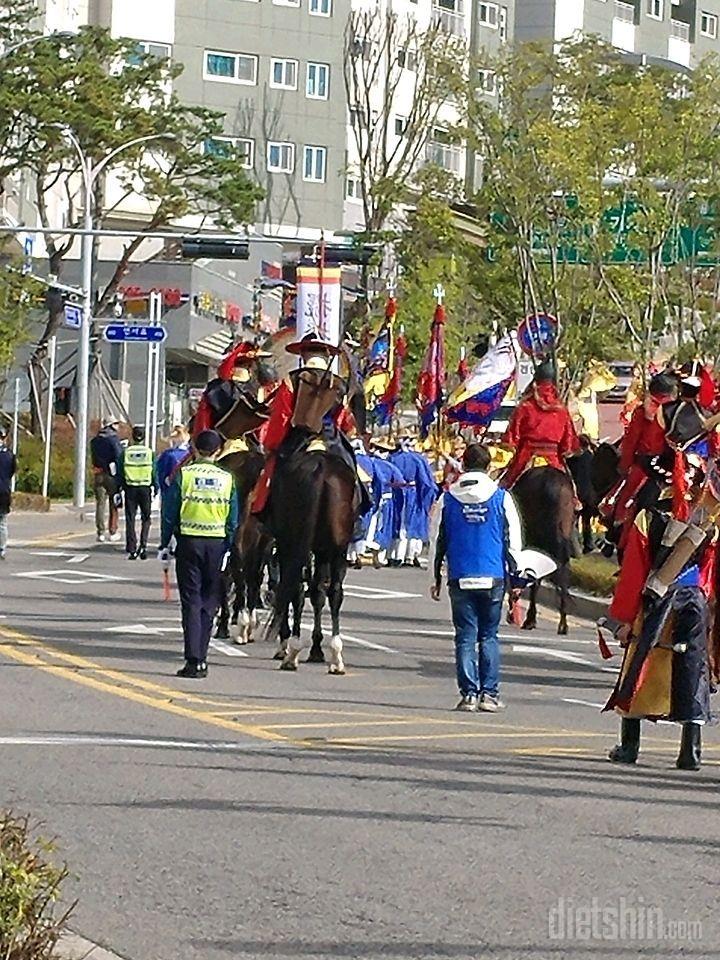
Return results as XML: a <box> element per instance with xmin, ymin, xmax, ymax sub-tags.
<box><xmin>9</xmin><ymin>502</ymin><xmax>98</xmax><ymax>547</ymax></box>
<box><xmin>56</xmin><ymin>931</ymin><xmax>129</xmax><ymax>960</ymax></box>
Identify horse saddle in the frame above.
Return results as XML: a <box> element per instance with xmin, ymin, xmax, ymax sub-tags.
<box><xmin>306</xmin><ymin>437</ymin><xmax>327</xmax><ymax>454</ymax></box>
<box><xmin>290</xmin><ymin>368</ymin><xmax>347</xmax><ymax>434</ymax></box>
<box><xmin>215</xmin><ymin>393</ymin><xmax>270</xmax><ymax>441</ymax></box>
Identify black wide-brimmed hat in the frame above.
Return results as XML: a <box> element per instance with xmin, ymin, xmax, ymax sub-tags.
<box><xmin>285</xmin><ymin>333</ymin><xmax>342</xmax><ymax>357</ymax></box>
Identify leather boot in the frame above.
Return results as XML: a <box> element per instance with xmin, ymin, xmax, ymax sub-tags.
<box><xmin>608</xmin><ymin>718</ymin><xmax>640</xmax><ymax>764</ymax></box>
<box><xmin>676</xmin><ymin>723</ymin><xmax>702</xmax><ymax>771</ymax></box>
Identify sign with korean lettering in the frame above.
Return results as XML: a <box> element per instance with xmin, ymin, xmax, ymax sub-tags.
<box><xmin>296</xmin><ymin>266</ymin><xmax>341</xmax><ymax>348</ymax></box>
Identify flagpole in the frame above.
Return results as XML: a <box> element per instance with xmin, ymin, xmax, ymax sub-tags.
<box><xmin>433</xmin><ymin>283</ymin><xmax>445</xmax><ymax>452</ymax></box>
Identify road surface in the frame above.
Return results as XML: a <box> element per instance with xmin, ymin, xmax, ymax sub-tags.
<box><xmin>0</xmin><ymin>518</ymin><xmax>717</xmax><ymax>959</ymax></box>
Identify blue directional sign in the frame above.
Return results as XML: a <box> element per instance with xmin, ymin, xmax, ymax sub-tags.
<box><xmin>103</xmin><ymin>324</ymin><xmax>167</xmax><ymax>344</ymax></box>
<box><xmin>63</xmin><ymin>304</ymin><xmax>83</xmax><ymax>330</ymax></box>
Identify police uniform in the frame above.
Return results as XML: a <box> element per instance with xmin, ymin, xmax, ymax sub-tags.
<box><xmin>121</xmin><ymin>442</ymin><xmax>155</xmax><ymax>558</ymax></box>
<box><xmin>161</xmin><ymin>444</ymin><xmax>239</xmax><ymax>676</ymax></box>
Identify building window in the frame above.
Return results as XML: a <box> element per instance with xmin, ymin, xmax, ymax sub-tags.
<box><xmin>267</xmin><ymin>141</ymin><xmax>295</xmax><ymax>173</ymax></box>
<box><xmin>127</xmin><ymin>41</ymin><xmax>171</xmax><ymax>66</ymax></box>
<box><xmin>346</xmin><ymin>176</ymin><xmax>362</xmax><ymax>200</ymax></box>
<box><xmin>701</xmin><ymin>11</ymin><xmax>718</xmax><ymax>37</ymax></box>
<box><xmin>273</xmin><ymin>0</ymin><xmax>300</xmax><ymax>6</ymax></box>
<box><xmin>478</xmin><ymin>1</ymin><xmax>499</xmax><ymax>26</ymax></box>
<box><xmin>303</xmin><ymin>145</ymin><xmax>327</xmax><ymax>182</ymax></box>
<box><xmin>203</xmin><ymin>136</ymin><xmax>254</xmax><ymax>169</ymax></box>
<box><xmin>351</xmin><ymin>36</ymin><xmax>373</xmax><ymax>60</ymax></box>
<box><xmin>398</xmin><ymin>46</ymin><xmax>418</xmax><ymax>70</ymax></box>
<box><xmin>499</xmin><ymin>5</ymin><xmax>508</xmax><ymax>41</ymax></box>
<box><xmin>306</xmin><ymin>61</ymin><xmax>329</xmax><ymax>99</ymax></box>
<box><xmin>309</xmin><ymin>0</ymin><xmax>331</xmax><ymax>16</ymax></box>
<box><xmin>647</xmin><ymin>0</ymin><xmax>663</xmax><ymax>19</ymax></box>
<box><xmin>394</xmin><ymin>116</ymin><xmax>406</xmax><ymax>136</ymax></box>
<box><xmin>204</xmin><ymin>50</ymin><xmax>258</xmax><ymax>85</ymax></box>
<box><xmin>270</xmin><ymin>58</ymin><xmax>298</xmax><ymax>89</ymax></box>
<box><xmin>478</xmin><ymin>69</ymin><xmax>496</xmax><ymax>95</ymax></box>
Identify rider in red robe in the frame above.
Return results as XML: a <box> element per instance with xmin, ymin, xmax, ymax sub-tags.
<box><xmin>500</xmin><ymin>362</ymin><xmax>579</xmax><ymax>489</ymax></box>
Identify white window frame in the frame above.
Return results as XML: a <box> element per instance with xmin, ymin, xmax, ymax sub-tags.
<box><xmin>203</xmin><ymin>136</ymin><xmax>254</xmax><ymax>169</ymax></box>
<box><xmin>701</xmin><ymin>11</ymin><xmax>718</xmax><ymax>37</ymax></box>
<box><xmin>499</xmin><ymin>5</ymin><xmax>508</xmax><ymax>41</ymax></box>
<box><xmin>267</xmin><ymin>141</ymin><xmax>295</xmax><ymax>173</ymax></box>
<box><xmin>273</xmin><ymin>0</ymin><xmax>300</xmax><ymax>6</ymax></box>
<box><xmin>129</xmin><ymin>40</ymin><xmax>172</xmax><ymax>63</ymax></box>
<box><xmin>478</xmin><ymin>1</ymin><xmax>499</xmax><ymax>27</ymax></box>
<box><xmin>394</xmin><ymin>115</ymin><xmax>406</xmax><ymax>136</ymax></box>
<box><xmin>269</xmin><ymin>58</ymin><xmax>298</xmax><ymax>90</ymax></box>
<box><xmin>204</xmin><ymin>50</ymin><xmax>258</xmax><ymax>85</ymax></box>
<box><xmin>306</xmin><ymin>61</ymin><xmax>330</xmax><ymax>99</ymax></box>
<box><xmin>478</xmin><ymin>69</ymin><xmax>497</xmax><ymax>95</ymax></box>
<box><xmin>345</xmin><ymin>176</ymin><xmax>362</xmax><ymax>200</ymax></box>
<box><xmin>303</xmin><ymin>145</ymin><xmax>327</xmax><ymax>182</ymax></box>
<box><xmin>647</xmin><ymin>0</ymin><xmax>663</xmax><ymax>20</ymax></box>
<box><xmin>309</xmin><ymin>0</ymin><xmax>332</xmax><ymax>16</ymax></box>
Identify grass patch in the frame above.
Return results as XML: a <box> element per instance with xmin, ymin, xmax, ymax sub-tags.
<box><xmin>570</xmin><ymin>553</ymin><xmax>618</xmax><ymax>597</ymax></box>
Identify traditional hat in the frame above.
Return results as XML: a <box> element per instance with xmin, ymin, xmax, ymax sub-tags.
<box><xmin>217</xmin><ymin>341</ymin><xmax>271</xmax><ymax>380</ymax></box>
<box><xmin>680</xmin><ymin>360</ymin><xmax>702</xmax><ymax>388</ymax></box>
<box><xmin>648</xmin><ymin>372</ymin><xmax>677</xmax><ymax>400</ymax></box>
<box><xmin>369</xmin><ymin>436</ymin><xmax>395</xmax><ymax>452</ymax></box>
<box><xmin>285</xmin><ymin>332</ymin><xmax>342</xmax><ymax>357</ymax></box>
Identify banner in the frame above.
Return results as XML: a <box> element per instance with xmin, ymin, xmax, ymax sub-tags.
<box><xmin>446</xmin><ymin>333</ymin><xmax>517</xmax><ymax>427</ymax></box>
<box><xmin>296</xmin><ymin>266</ymin><xmax>342</xmax><ymax>346</ymax></box>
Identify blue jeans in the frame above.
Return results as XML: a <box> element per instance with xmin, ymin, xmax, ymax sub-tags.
<box><xmin>449</xmin><ymin>581</ymin><xmax>504</xmax><ymax>698</ymax></box>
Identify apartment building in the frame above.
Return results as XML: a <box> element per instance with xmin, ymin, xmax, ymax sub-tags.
<box><xmin>515</xmin><ymin>0</ymin><xmax>720</xmax><ymax>68</ymax></box>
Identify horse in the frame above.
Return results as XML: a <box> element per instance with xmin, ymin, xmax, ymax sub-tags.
<box><xmin>262</xmin><ymin>449</ymin><xmax>357</xmax><ymax>674</ymax></box>
<box><xmin>510</xmin><ymin>466</ymin><xmax>579</xmax><ymax>635</ymax></box>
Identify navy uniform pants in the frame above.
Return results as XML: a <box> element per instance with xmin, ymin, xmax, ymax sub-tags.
<box><xmin>175</xmin><ymin>536</ymin><xmax>226</xmax><ymax>664</ymax></box>
<box><xmin>124</xmin><ymin>486</ymin><xmax>152</xmax><ymax>554</ymax></box>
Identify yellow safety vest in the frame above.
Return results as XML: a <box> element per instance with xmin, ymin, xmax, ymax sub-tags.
<box><xmin>179</xmin><ymin>461</ymin><xmax>234</xmax><ymax>538</ymax></box>
<box><xmin>124</xmin><ymin>445</ymin><xmax>154</xmax><ymax>486</ymax></box>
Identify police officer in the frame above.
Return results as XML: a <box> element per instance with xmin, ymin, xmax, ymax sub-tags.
<box><xmin>121</xmin><ymin>425</ymin><xmax>156</xmax><ymax>560</ymax></box>
<box><xmin>160</xmin><ymin>429</ymin><xmax>239</xmax><ymax>679</ymax></box>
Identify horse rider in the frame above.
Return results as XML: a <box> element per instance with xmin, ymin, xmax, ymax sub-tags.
<box><xmin>599</xmin><ymin>372</ymin><xmax>677</xmax><ymax>552</ymax></box>
<box><xmin>500</xmin><ymin>361</ymin><xmax>579</xmax><ymax>490</ymax></box>
<box><xmin>250</xmin><ymin>333</ymin><xmax>360</xmax><ymax>516</ymax></box>
<box><xmin>604</xmin><ymin>466</ymin><xmax>717</xmax><ymax>771</ymax></box>
<box><xmin>192</xmin><ymin>340</ymin><xmax>273</xmax><ymax>443</ymax></box>
<box><xmin>160</xmin><ymin>429</ymin><xmax>239</xmax><ymax>679</ymax></box>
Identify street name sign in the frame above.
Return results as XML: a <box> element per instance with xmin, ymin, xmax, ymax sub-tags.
<box><xmin>103</xmin><ymin>324</ymin><xmax>167</xmax><ymax>343</ymax></box>
<box><xmin>63</xmin><ymin>304</ymin><xmax>82</xmax><ymax>330</ymax></box>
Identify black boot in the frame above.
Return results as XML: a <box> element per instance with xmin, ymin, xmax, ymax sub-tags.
<box><xmin>676</xmin><ymin>723</ymin><xmax>702</xmax><ymax>771</ymax></box>
<box><xmin>608</xmin><ymin>718</ymin><xmax>640</xmax><ymax>764</ymax></box>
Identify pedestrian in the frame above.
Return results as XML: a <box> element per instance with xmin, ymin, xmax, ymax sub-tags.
<box><xmin>430</xmin><ymin>442</ymin><xmax>523</xmax><ymax>712</ymax></box>
<box><xmin>0</xmin><ymin>426</ymin><xmax>18</xmax><ymax>560</ymax></box>
<box><xmin>155</xmin><ymin>425</ymin><xmax>190</xmax><ymax>499</ymax></box>
<box><xmin>120</xmin><ymin>425</ymin><xmax>156</xmax><ymax>560</ymax></box>
<box><xmin>90</xmin><ymin>419</ymin><xmax>123</xmax><ymax>542</ymax></box>
<box><xmin>160</xmin><ymin>429</ymin><xmax>239</xmax><ymax>679</ymax></box>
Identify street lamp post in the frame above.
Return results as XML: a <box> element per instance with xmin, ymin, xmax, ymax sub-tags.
<box><xmin>55</xmin><ymin>129</ymin><xmax>175</xmax><ymax>508</ymax></box>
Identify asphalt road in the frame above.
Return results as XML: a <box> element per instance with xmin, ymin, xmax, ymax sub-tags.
<box><xmin>1</xmin><ymin>514</ymin><xmax>719</xmax><ymax>960</ymax></box>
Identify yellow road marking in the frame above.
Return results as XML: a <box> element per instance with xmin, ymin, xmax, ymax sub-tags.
<box><xmin>20</xmin><ymin>530</ymin><xmax>94</xmax><ymax>547</ymax></box>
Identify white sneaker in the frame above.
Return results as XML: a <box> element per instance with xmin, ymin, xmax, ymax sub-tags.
<box><xmin>109</xmin><ymin>532</ymin><xmax>121</xmax><ymax>542</ymax></box>
<box><xmin>0</xmin><ymin>549</ymin><xmax>6</xmax><ymax>560</ymax></box>
<box><xmin>96</xmin><ymin>533</ymin><xmax>107</xmax><ymax>543</ymax></box>
<box><xmin>479</xmin><ymin>694</ymin><xmax>506</xmax><ymax>713</ymax></box>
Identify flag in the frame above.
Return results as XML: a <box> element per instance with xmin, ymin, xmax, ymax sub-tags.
<box><xmin>375</xmin><ymin>328</ymin><xmax>407</xmax><ymax>426</ymax></box>
<box><xmin>261</xmin><ymin>260</ymin><xmax>283</xmax><ymax>280</ymax></box>
<box><xmin>364</xmin><ymin>296</ymin><xmax>396</xmax><ymax>402</ymax></box>
<box><xmin>417</xmin><ymin>302</ymin><xmax>446</xmax><ymax>438</ymax></box>
<box><xmin>446</xmin><ymin>333</ymin><xmax>517</xmax><ymax>427</ymax></box>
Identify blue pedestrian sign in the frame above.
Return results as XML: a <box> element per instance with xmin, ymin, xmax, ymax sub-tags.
<box><xmin>517</xmin><ymin>313</ymin><xmax>557</xmax><ymax>358</ymax></box>
<box><xmin>63</xmin><ymin>304</ymin><xmax>83</xmax><ymax>330</ymax></box>
<box><xmin>22</xmin><ymin>237</ymin><xmax>33</xmax><ymax>275</ymax></box>
<box><xmin>103</xmin><ymin>324</ymin><xmax>167</xmax><ymax>343</ymax></box>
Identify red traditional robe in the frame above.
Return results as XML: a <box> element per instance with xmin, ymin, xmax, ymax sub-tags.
<box><xmin>618</xmin><ymin>405</ymin><xmax>667</xmax><ymax>474</ymax></box>
<box><xmin>501</xmin><ymin>382</ymin><xmax>579</xmax><ymax>489</ymax></box>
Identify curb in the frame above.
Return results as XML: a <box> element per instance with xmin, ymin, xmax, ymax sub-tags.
<box><xmin>537</xmin><ymin>583</ymin><xmax>609</xmax><ymax>621</ymax></box>
<box><xmin>56</xmin><ymin>932</ymin><xmax>129</xmax><ymax>960</ymax></box>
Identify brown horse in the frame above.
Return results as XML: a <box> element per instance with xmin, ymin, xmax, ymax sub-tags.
<box><xmin>510</xmin><ymin>466</ymin><xmax>579</xmax><ymax>635</ymax></box>
<box><xmin>262</xmin><ymin>448</ymin><xmax>357</xmax><ymax>674</ymax></box>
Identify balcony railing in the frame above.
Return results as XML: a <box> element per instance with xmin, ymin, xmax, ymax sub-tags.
<box><xmin>613</xmin><ymin>0</ymin><xmax>635</xmax><ymax>24</ymax></box>
<box><xmin>670</xmin><ymin>19</ymin><xmax>690</xmax><ymax>41</ymax></box>
<box><xmin>432</xmin><ymin>6</ymin><xmax>466</xmax><ymax>37</ymax></box>
<box><xmin>425</xmin><ymin>142</ymin><xmax>463</xmax><ymax>174</ymax></box>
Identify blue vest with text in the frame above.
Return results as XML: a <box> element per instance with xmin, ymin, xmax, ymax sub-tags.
<box><xmin>443</xmin><ymin>487</ymin><xmax>506</xmax><ymax>581</ymax></box>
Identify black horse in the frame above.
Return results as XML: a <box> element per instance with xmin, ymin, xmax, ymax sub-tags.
<box><xmin>510</xmin><ymin>466</ymin><xmax>579</xmax><ymax>635</ymax></box>
<box><xmin>263</xmin><ymin>449</ymin><xmax>357</xmax><ymax>674</ymax></box>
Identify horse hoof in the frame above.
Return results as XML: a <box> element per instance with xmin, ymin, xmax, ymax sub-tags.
<box><xmin>272</xmin><ymin>650</ymin><xmax>285</xmax><ymax>661</ymax></box>
<box><xmin>328</xmin><ymin>665</ymin><xmax>346</xmax><ymax>675</ymax></box>
<box><xmin>233</xmin><ymin>635</ymin><xmax>249</xmax><ymax>646</ymax></box>
<box><xmin>306</xmin><ymin>649</ymin><xmax>326</xmax><ymax>664</ymax></box>
<box><xmin>558</xmin><ymin>624</ymin><xmax>569</xmax><ymax>636</ymax></box>
<box><xmin>214</xmin><ymin>628</ymin><xmax>230</xmax><ymax>640</ymax></box>
<box><xmin>522</xmin><ymin>621</ymin><xmax>537</xmax><ymax>631</ymax></box>
<box><xmin>279</xmin><ymin>660</ymin><xmax>298</xmax><ymax>672</ymax></box>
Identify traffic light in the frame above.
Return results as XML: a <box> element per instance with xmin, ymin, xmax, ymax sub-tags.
<box><xmin>302</xmin><ymin>245</ymin><xmax>376</xmax><ymax>266</ymax></box>
<box><xmin>180</xmin><ymin>238</ymin><xmax>250</xmax><ymax>260</ymax></box>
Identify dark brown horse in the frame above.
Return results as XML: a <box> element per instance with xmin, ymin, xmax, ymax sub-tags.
<box><xmin>510</xmin><ymin>466</ymin><xmax>579</xmax><ymax>635</ymax></box>
<box><xmin>262</xmin><ymin>449</ymin><xmax>357</xmax><ymax>674</ymax></box>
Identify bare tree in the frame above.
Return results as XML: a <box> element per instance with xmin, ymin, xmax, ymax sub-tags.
<box><xmin>343</xmin><ymin>8</ymin><xmax>466</xmax><ymax>237</ymax></box>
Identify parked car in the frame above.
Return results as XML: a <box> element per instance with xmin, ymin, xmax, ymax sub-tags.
<box><xmin>602</xmin><ymin>361</ymin><xmax>636</xmax><ymax>403</ymax></box>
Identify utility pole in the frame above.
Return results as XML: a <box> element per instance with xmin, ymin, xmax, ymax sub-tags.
<box><xmin>41</xmin><ymin>336</ymin><xmax>57</xmax><ymax>499</ymax></box>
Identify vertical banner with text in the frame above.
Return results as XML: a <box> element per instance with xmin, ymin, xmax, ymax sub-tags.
<box><xmin>296</xmin><ymin>266</ymin><xmax>342</xmax><ymax>348</ymax></box>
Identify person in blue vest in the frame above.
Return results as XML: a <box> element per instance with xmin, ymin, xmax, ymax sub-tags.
<box><xmin>120</xmin><ymin>425</ymin><xmax>157</xmax><ymax>560</ymax></box>
<box><xmin>431</xmin><ymin>442</ymin><xmax>523</xmax><ymax>712</ymax></box>
<box><xmin>160</xmin><ymin>429</ymin><xmax>239</xmax><ymax>679</ymax></box>
<box><xmin>389</xmin><ymin>438</ymin><xmax>438</xmax><ymax>567</ymax></box>
<box><xmin>0</xmin><ymin>426</ymin><xmax>18</xmax><ymax>560</ymax></box>
<box><xmin>367</xmin><ymin>438</ymin><xmax>405</xmax><ymax>567</ymax></box>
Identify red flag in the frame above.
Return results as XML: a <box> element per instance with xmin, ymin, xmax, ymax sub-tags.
<box><xmin>417</xmin><ymin>303</ymin><xmax>446</xmax><ymax>437</ymax></box>
<box><xmin>457</xmin><ymin>351</ymin><xmax>470</xmax><ymax>382</ymax></box>
<box><xmin>376</xmin><ymin>329</ymin><xmax>407</xmax><ymax>425</ymax></box>
<box><xmin>699</xmin><ymin>366</ymin><xmax>716</xmax><ymax>409</ymax></box>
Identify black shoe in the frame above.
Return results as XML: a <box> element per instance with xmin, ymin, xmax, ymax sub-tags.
<box><xmin>608</xmin><ymin>718</ymin><xmax>640</xmax><ymax>764</ymax></box>
<box><xmin>676</xmin><ymin>723</ymin><xmax>702</xmax><ymax>771</ymax></box>
<box><xmin>127</xmin><ymin>551</ymin><xmax>137</xmax><ymax>560</ymax></box>
<box><xmin>176</xmin><ymin>661</ymin><xmax>208</xmax><ymax>679</ymax></box>
<box><xmin>139</xmin><ymin>548</ymin><xmax>147</xmax><ymax>560</ymax></box>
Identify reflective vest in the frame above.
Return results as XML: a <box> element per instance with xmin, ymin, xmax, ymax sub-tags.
<box><xmin>124</xmin><ymin>445</ymin><xmax>154</xmax><ymax>486</ymax></box>
<box><xmin>179</xmin><ymin>461</ymin><xmax>234</xmax><ymax>538</ymax></box>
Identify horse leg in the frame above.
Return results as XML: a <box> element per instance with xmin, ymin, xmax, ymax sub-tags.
<box><xmin>327</xmin><ymin>552</ymin><xmax>347</xmax><ymax>675</ymax></box>
<box><xmin>277</xmin><ymin>558</ymin><xmax>309</xmax><ymax>671</ymax></box>
<box><xmin>557</xmin><ymin>563</ymin><xmax>570</xmax><ymax>636</ymax></box>
<box><xmin>214</xmin><ymin>572</ymin><xmax>230</xmax><ymax>639</ymax></box>
<box><xmin>522</xmin><ymin>581</ymin><xmax>538</xmax><ymax>631</ymax></box>
<box><xmin>307</xmin><ymin>559</ymin><xmax>329</xmax><ymax>663</ymax></box>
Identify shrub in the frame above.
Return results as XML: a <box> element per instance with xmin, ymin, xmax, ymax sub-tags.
<box><xmin>0</xmin><ymin>812</ymin><xmax>74</xmax><ymax>959</ymax></box>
